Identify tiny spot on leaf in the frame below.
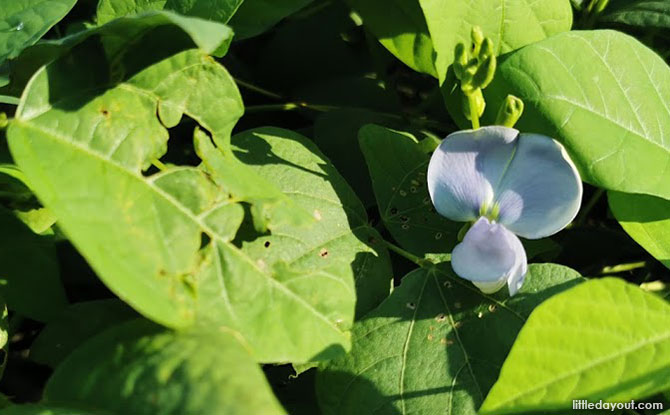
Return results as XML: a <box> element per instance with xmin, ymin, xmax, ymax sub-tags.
<box><xmin>406</xmin><ymin>302</ymin><xmax>416</xmax><ymax>310</ymax></box>
<box><xmin>264</xmin><ymin>241</ymin><xmax>271</xmax><ymax>248</ymax></box>
<box><xmin>435</xmin><ymin>313</ymin><xmax>447</xmax><ymax>322</ymax></box>
<box><xmin>320</xmin><ymin>248</ymin><xmax>329</xmax><ymax>258</ymax></box>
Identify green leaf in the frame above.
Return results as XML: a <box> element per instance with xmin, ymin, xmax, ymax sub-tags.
<box><xmin>345</xmin><ymin>0</ymin><xmax>437</xmax><ymax>76</ymax></box>
<box><xmin>228</xmin><ymin>0</ymin><xmax>314</xmax><ymax>40</ymax></box>
<box><xmin>478</xmin><ymin>30</ymin><xmax>670</xmax><ymax>199</ymax></box>
<box><xmin>359</xmin><ymin>125</ymin><xmax>462</xmax><ymax>256</ymax></box>
<box><xmin>231</xmin><ymin>127</ymin><xmax>392</xmax><ymax>317</ymax></box>
<box><xmin>314</xmin><ymin>109</ymin><xmax>406</xmax><ymax>208</ymax></box>
<box><xmin>599</xmin><ymin>0</ymin><xmax>670</xmax><ymax>31</ymax></box>
<box><xmin>97</xmin><ymin>0</ymin><xmax>243</xmax><ymax>25</ymax></box>
<box><xmin>0</xmin><ymin>206</ymin><xmax>66</xmax><ymax>322</ymax></box>
<box><xmin>1</xmin><ymin>10</ymin><xmax>234</xmax><ymax>96</ymax></box>
<box><xmin>0</xmin><ymin>405</ymin><xmax>106</xmax><ymax>415</ymax></box>
<box><xmin>30</xmin><ymin>300</ymin><xmax>138</xmax><ymax>368</ymax></box>
<box><xmin>44</xmin><ymin>320</ymin><xmax>286</xmax><ymax>415</ymax></box>
<box><xmin>8</xmin><ymin>35</ymin><xmax>339</xmax><ymax>363</ymax></box>
<box><xmin>316</xmin><ymin>264</ymin><xmax>583</xmax><ymax>415</ymax></box>
<box><xmin>95</xmin><ymin>0</ymin><xmax>241</xmax><ymax>55</ymax></box>
<box><xmin>608</xmin><ymin>192</ymin><xmax>670</xmax><ymax>269</ymax></box>
<box><xmin>419</xmin><ymin>0</ymin><xmax>573</xmax><ymax>80</ymax></box>
<box><xmin>481</xmin><ymin>278</ymin><xmax>670</xmax><ymax>414</ymax></box>
<box><xmin>0</xmin><ymin>0</ymin><xmax>76</xmax><ymax>65</ymax></box>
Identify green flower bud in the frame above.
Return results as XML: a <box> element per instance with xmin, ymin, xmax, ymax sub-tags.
<box><xmin>495</xmin><ymin>95</ymin><xmax>525</xmax><ymax>127</ymax></box>
<box><xmin>462</xmin><ymin>88</ymin><xmax>486</xmax><ymax>121</ymax></box>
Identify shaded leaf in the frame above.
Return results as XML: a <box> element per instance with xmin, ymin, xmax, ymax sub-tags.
<box><xmin>481</xmin><ymin>278</ymin><xmax>670</xmax><ymax>414</ymax></box>
<box><xmin>30</xmin><ymin>299</ymin><xmax>138</xmax><ymax>368</ymax></box>
<box><xmin>316</xmin><ymin>263</ymin><xmax>583</xmax><ymax>415</ymax></box>
<box><xmin>0</xmin><ymin>206</ymin><xmax>65</xmax><ymax>322</ymax></box>
<box><xmin>44</xmin><ymin>320</ymin><xmax>286</xmax><ymax>415</ymax></box>
<box><xmin>359</xmin><ymin>125</ymin><xmax>463</xmax><ymax>255</ymax></box>
<box><xmin>599</xmin><ymin>0</ymin><xmax>670</xmax><ymax>31</ymax></box>
<box><xmin>345</xmin><ymin>0</ymin><xmax>436</xmax><ymax>76</ymax></box>
<box><xmin>609</xmin><ymin>192</ymin><xmax>670</xmax><ymax>269</ymax></box>
<box><xmin>229</xmin><ymin>0</ymin><xmax>314</xmax><ymax>40</ymax></box>
<box><xmin>0</xmin><ymin>405</ymin><xmax>107</xmax><ymax>415</ymax></box>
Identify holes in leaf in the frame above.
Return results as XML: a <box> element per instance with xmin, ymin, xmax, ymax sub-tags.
<box><xmin>319</xmin><ymin>248</ymin><xmax>329</xmax><ymax>258</ymax></box>
<box><xmin>200</xmin><ymin>232</ymin><xmax>211</xmax><ymax>250</ymax></box>
<box><xmin>264</xmin><ymin>241</ymin><xmax>271</xmax><ymax>248</ymax></box>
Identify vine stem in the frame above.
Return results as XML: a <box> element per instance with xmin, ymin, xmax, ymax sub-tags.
<box><xmin>575</xmin><ymin>188</ymin><xmax>605</xmax><ymax>226</ymax></box>
<box><xmin>468</xmin><ymin>94</ymin><xmax>480</xmax><ymax>129</ymax></box>
<box><xmin>383</xmin><ymin>239</ymin><xmax>432</xmax><ymax>268</ymax></box>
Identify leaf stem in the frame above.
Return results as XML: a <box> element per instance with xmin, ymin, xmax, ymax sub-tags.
<box><xmin>600</xmin><ymin>261</ymin><xmax>646</xmax><ymax>274</ymax></box>
<box><xmin>382</xmin><ymin>239</ymin><xmax>432</xmax><ymax>268</ymax></box>
<box><xmin>152</xmin><ymin>159</ymin><xmax>168</xmax><ymax>171</ymax></box>
<box><xmin>234</xmin><ymin>78</ymin><xmax>284</xmax><ymax>100</ymax></box>
<box><xmin>575</xmin><ymin>188</ymin><xmax>604</xmax><ymax>226</ymax></box>
<box><xmin>468</xmin><ymin>94</ymin><xmax>480</xmax><ymax>129</ymax></box>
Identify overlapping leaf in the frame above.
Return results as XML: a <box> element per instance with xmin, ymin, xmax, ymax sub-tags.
<box><xmin>44</xmin><ymin>320</ymin><xmax>286</xmax><ymax>415</ymax></box>
<box><xmin>481</xmin><ymin>278</ymin><xmax>670</xmax><ymax>414</ymax></box>
<box><xmin>231</xmin><ymin>127</ymin><xmax>392</xmax><ymax>317</ymax></box>
<box><xmin>359</xmin><ymin>125</ymin><xmax>461</xmax><ymax>256</ymax></box>
<box><xmin>599</xmin><ymin>0</ymin><xmax>670</xmax><ymax>31</ymax></box>
<box><xmin>316</xmin><ymin>264</ymin><xmax>583</xmax><ymax>415</ymax></box>
<box><xmin>8</xmin><ymin>21</ymin><xmax>355</xmax><ymax>363</ymax></box>
<box><xmin>0</xmin><ymin>0</ymin><xmax>76</xmax><ymax>86</ymax></box>
<box><xmin>345</xmin><ymin>0</ymin><xmax>436</xmax><ymax>76</ymax></box>
<box><xmin>228</xmin><ymin>0</ymin><xmax>315</xmax><ymax>40</ymax></box>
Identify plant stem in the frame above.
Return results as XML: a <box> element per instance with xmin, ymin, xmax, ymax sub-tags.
<box><xmin>600</xmin><ymin>261</ymin><xmax>646</xmax><ymax>274</ymax></box>
<box><xmin>575</xmin><ymin>188</ymin><xmax>605</xmax><ymax>226</ymax></box>
<box><xmin>468</xmin><ymin>94</ymin><xmax>480</xmax><ymax>129</ymax></box>
<box><xmin>234</xmin><ymin>78</ymin><xmax>284</xmax><ymax>100</ymax></box>
<box><xmin>383</xmin><ymin>239</ymin><xmax>432</xmax><ymax>268</ymax></box>
<box><xmin>152</xmin><ymin>159</ymin><xmax>168</xmax><ymax>171</ymax></box>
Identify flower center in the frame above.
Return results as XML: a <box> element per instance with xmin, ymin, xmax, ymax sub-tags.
<box><xmin>479</xmin><ymin>201</ymin><xmax>501</xmax><ymax>221</ymax></box>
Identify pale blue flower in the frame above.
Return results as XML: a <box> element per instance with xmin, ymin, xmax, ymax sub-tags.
<box><xmin>427</xmin><ymin>126</ymin><xmax>582</xmax><ymax>295</ymax></box>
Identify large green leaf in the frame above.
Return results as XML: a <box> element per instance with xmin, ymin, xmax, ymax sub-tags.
<box><xmin>228</xmin><ymin>0</ymin><xmax>314</xmax><ymax>40</ymax></box>
<box><xmin>0</xmin><ymin>406</ymin><xmax>105</xmax><ymax>415</ymax></box>
<box><xmin>30</xmin><ymin>300</ymin><xmax>138</xmax><ymax>368</ymax></box>
<box><xmin>481</xmin><ymin>278</ymin><xmax>670</xmax><ymax>414</ymax></box>
<box><xmin>345</xmin><ymin>0</ymin><xmax>436</xmax><ymax>76</ymax></box>
<box><xmin>1</xmin><ymin>10</ymin><xmax>233</xmax><ymax>96</ymax></box>
<box><xmin>479</xmin><ymin>30</ymin><xmax>670</xmax><ymax>200</ymax></box>
<box><xmin>0</xmin><ymin>206</ymin><xmax>66</xmax><ymax>322</ymax></box>
<box><xmin>231</xmin><ymin>127</ymin><xmax>392</xmax><ymax>317</ymax></box>
<box><xmin>0</xmin><ymin>0</ymin><xmax>76</xmax><ymax>66</ymax></box>
<box><xmin>419</xmin><ymin>0</ymin><xmax>573</xmax><ymax>80</ymax></box>
<box><xmin>599</xmin><ymin>0</ymin><xmax>670</xmax><ymax>31</ymax></box>
<box><xmin>8</xmin><ymin>30</ymin><xmax>349</xmax><ymax>363</ymax></box>
<box><xmin>359</xmin><ymin>125</ymin><xmax>461</xmax><ymax>256</ymax></box>
<box><xmin>96</xmin><ymin>0</ymin><xmax>241</xmax><ymax>56</ymax></box>
<box><xmin>608</xmin><ymin>192</ymin><xmax>670</xmax><ymax>269</ymax></box>
<box><xmin>44</xmin><ymin>320</ymin><xmax>286</xmax><ymax>415</ymax></box>
<box><xmin>97</xmin><ymin>0</ymin><xmax>243</xmax><ymax>25</ymax></box>
<box><xmin>316</xmin><ymin>263</ymin><xmax>583</xmax><ymax>415</ymax></box>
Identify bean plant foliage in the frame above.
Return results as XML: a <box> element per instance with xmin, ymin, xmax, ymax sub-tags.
<box><xmin>0</xmin><ymin>0</ymin><xmax>669</xmax><ymax>414</ymax></box>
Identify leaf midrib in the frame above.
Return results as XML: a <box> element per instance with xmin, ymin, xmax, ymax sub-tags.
<box><xmin>13</xmin><ymin>119</ymin><xmax>347</xmax><ymax>338</ymax></box>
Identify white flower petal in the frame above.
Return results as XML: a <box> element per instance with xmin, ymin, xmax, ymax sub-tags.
<box><xmin>427</xmin><ymin>126</ymin><xmax>519</xmax><ymax>222</ymax></box>
<box><xmin>451</xmin><ymin>217</ymin><xmax>528</xmax><ymax>295</ymax></box>
<box><xmin>495</xmin><ymin>134</ymin><xmax>583</xmax><ymax>239</ymax></box>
